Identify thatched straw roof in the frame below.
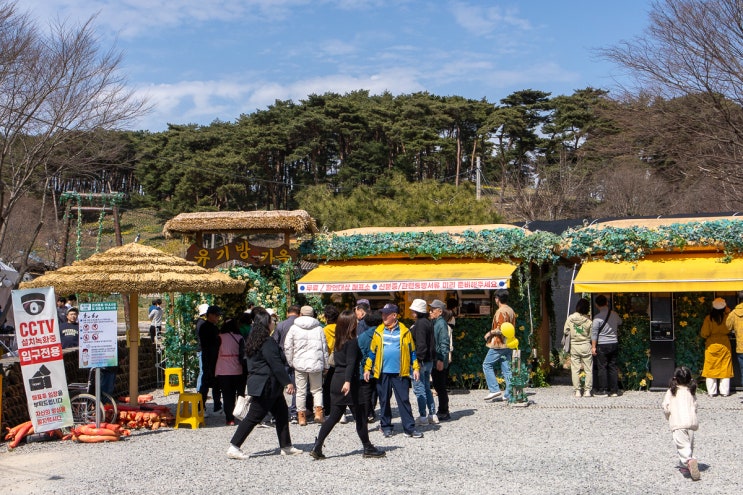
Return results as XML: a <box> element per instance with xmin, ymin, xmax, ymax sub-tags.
<box><xmin>163</xmin><ymin>210</ymin><xmax>318</xmax><ymax>238</ymax></box>
<box><xmin>20</xmin><ymin>242</ymin><xmax>246</xmax><ymax>295</ymax></box>
<box><xmin>334</xmin><ymin>224</ymin><xmax>524</xmax><ymax>236</ymax></box>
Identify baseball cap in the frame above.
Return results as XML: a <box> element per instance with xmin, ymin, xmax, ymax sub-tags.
<box><xmin>380</xmin><ymin>303</ymin><xmax>398</xmax><ymax>315</ymax></box>
<box><xmin>198</xmin><ymin>303</ymin><xmax>209</xmax><ymax>316</ymax></box>
<box><xmin>300</xmin><ymin>305</ymin><xmax>314</xmax><ymax>316</ymax></box>
<box><xmin>206</xmin><ymin>305</ymin><xmax>222</xmax><ymax>316</ymax></box>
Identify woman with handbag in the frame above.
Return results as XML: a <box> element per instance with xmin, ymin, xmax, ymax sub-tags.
<box><xmin>227</xmin><ymin>307</ymin><xmax>302</xmax><ymax>460</ymax></box>
<box><xmin>216</xmin><ymin>318</ymin><xmax>246</xmax><ymax>426</ymax></box>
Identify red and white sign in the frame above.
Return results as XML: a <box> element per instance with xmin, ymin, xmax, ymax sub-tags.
<box><xmin>297</xmin><ymin>278</ymin><xmax>509</xmax><ymax>293</ymax></box>
<box><xmin>12</xmin><ymin>287</ymin><xmax>73</xmax><ymax>431</ymax></box>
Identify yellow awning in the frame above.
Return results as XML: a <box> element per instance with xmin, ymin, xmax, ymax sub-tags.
<box><xmin>297</xmin><ymin>259</ymin><xmax>518</xmax><ymax>293</ymax></box>
<box><xmin>573</xmin><ymin>253</ymin><xmax>743</xmax><ymax>293</ymax></box>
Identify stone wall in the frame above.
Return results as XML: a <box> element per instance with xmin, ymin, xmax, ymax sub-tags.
<box><xmin>1</xmin><ymin>338</ymin><xmax>158</xmax><ymax>432</ymax></box>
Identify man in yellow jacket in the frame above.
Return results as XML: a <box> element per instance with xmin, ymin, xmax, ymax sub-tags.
<box><xmin>364</xmin><ymin>303</ymin><xmax>422</xmax><ymax>438</ymax></box>
<box><xmin>726</xmin><ymin>294</ymin><xmax>743</xmax><ymax>387</ymax></box>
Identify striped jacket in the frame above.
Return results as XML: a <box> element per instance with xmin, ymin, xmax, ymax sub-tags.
<box><xmin>364</xmin><ymin>322</ymin><xmax>419</xmax><ymax>378</ymax></box>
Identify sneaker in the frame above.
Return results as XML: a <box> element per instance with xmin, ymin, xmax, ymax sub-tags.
<box><xmin>339</xmin><ymin>414</ymin><xmax>349</xmax><ymax>424</ymax></box>
<box><xmin>226</xmin><ymin>445</ymin><xmax>249</xmax><ymax>460</ymax></box>
<box><xmin>309</xmin><ymin>449</ymin><xmax>325</xmax><ymax>460</ymax></box>
<box><xmin>290</xmin><ymin>415</ymin><xmax>298</xmax><ymax>424</ymax></box>
<box><xmin>594</xmin><ymin>392</ymin><xmax>608</xmax><ymax>397</ymax></box>
<box><xmin>214</xmin><ymin>406</ymin><xmax>223</xmax><ymax>414</ymax></box>
<box><xmin>574</xmin><ymin>390</ymin><xmax>582</xmax><ymax>398</ymax></box>
<box><xmin>403</xmin><ymin>429</ymin><xmax>423</xmax><ymax>439</ymax></box>
<box><xmin>367</xmin><ymin>414</ymin><xmax>378</xmax><ymax>423</ymax></box>
<box><xmin>415</xmin><ymin>416</ymin><xmax>429</xmax><ymax>426</ymax></box>
<box><xmin>484</xmin><ymin>391</ymin><xmax>503</xmax><ymax>401</ymax></box>
<box><xmin>362</xmin><ymin>445</ymin><xmax>386</xmax><ymax>458</ymax></box>
<box><xmin>609</xmin><ymin>392</ymin><xmax>619</xmax><ymax>397</ymax></box>
<box><xmin>257</xmin><ymin>421</ymin><xmax>272</xmax><ymax>428</ymax></box>
<box><xmin>226</xmin><ymin>420</ymin><xmax>235</xmax><ymax>426</ymax></box>
<box><xmin>437</xmin><ymin>413</ymin><xmax>451</xmax><ymax>421</ymax></box>
<box><xmin>687</xmin><ymin>458</ymin><xmax>700</xmax><ymax>481</ymax></box>
<box><xmin>382</xmin><ymin>429</ymin><xmax>393</xmax><ymax>438</ymax></box>
<box><xmin>280</xmin><ymin>446</ymin><xmax>303</xmax><ymax>456</ymax></box>
<box><xmin>429</xmin><ymin>414</ymin><xmax>439</xmax><ymax>424</ymax></box>
<box><xmin>583</xmin><ymin>392</ymin><xmax>593</xmax><ymax>398</ymax></box>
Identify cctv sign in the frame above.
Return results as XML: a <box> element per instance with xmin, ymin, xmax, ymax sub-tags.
<box><xmin>12</xmin><ymin>287</ymin><xmax>73</xmax><ymax>431</ymax></box>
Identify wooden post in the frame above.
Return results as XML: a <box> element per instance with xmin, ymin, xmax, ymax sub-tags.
<box><xmin>61</xmin><ymin>201</ymin><xmax>72</xmax><ymax>266</ymax></box>
<box><xmin>128</xmin><ymin>291</ymin><xmax>140</xmax><ymax>405</ymax></box>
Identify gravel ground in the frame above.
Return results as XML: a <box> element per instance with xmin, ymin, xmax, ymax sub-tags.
<box><xmin>1</xmin><ymin>385</ymin><xmax>742</xmax><ymax>494</ymax></box>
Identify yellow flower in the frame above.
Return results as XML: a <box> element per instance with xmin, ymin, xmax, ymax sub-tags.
<box><xmin>646</xmin><ymin>372</ymin><xmax>654</xmax><ymax>380</ymax></box>
<box><xmin>639</xmin><ymin>379</ymin><xmax>647</xmax><ymax>387</ymax></box>
<box><xmin>519</xmin><ymin>325</ymin><xmax>525</xmax><ymax>331</ymax></box>
<box><xmin>631</xmin><ymin>327</ymin><xmax>637</xmax><ymax>335</ymax></box>
<box><xmin>679</xmin><ymin>321</ymin><xmax>688</xmax><ymax>327</ymax></box>
<box><xmin>698</xmin><ymin>297</ymin><xmax>705</xmax><ymax>303</ymax></box>
<box><xmin>624</xmin><ymin>313</ymin><xmax>629</xmax><ymax>319</ymax></box>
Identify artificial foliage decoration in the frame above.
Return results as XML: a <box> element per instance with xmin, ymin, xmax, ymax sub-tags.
<box><xmin>300</xmin><ymin>228</ymin><xmax>561</xmax><ymax>265</ymax></box>
<box><xmin>508</xmin><ymin>361</ymin><xmax>530</xmax><ymax>404</ymax></box>
<box><xmin>672</xmin><ymin>293</ymin><xmax>707</xmax><ymax>377</ymax></box>
<box><xmin>559</xmin><ymin>219</ymin><xmax>743</xmax><ymax>262</ymax></box>
<box><xmin>162</xmin><ymin>292</ymin><xmax>207</xmax><ymax>386</ymax></box>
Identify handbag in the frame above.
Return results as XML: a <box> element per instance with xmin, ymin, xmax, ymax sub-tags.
<box><xmin>561</xmin><ymin>332</ymin><xmax>571</xmax><ymax>353</ymax></box>
<box><xmin>327</xmin><ymin>352</ymin><xmax>335</xmax><ymax>367</ymax></box>
<box><xmin>232</xmin><ymin>394</ymin><xmax>251</xmax><ymax>420</ymax></box>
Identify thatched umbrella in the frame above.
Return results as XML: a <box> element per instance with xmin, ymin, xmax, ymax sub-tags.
<box><xmin>20</xmin><ymin>242</ymin><xmax>246</xmax><ymax>402</ymax></box>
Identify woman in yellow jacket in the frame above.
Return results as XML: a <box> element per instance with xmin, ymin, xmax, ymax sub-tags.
<box><xmin>726</xmin><ymin>295</ymin><xmax>743</xmax><ymax>389</ymax></box>
<box><xmin>700</xmin><ymin>298</ymin><xmax>733</xmax><ymax>396</ymax></box>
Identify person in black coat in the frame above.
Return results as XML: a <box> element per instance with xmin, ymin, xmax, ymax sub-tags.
<box><xmin>310</xmin><ymin>310</ymin><xmax>385</xmax><ymax>459</ymax></box>
<box><xmin>227</xmin><ymin>307</ymin><xmax>303</xmax><ymax>460</ymax></box>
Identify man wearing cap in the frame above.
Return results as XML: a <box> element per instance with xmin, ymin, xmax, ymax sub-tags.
<box><xmin>364</xmin><ymin>303</ymin><xmax>423</xmax><ymax>438</ymax></box>
<box><xmin>409</xmin><ymin>298</ymin><xmax>436</xmax><ymax>425</ymax></box>
<box><xmin>199</xmin><ymin>305</ymin><xmax>223</xmax><ymax>414</ymax></box>
<box><xmin>430</xmin><ymin>299</ymin><xmax>451</xmax><ymax>421</ymax></box>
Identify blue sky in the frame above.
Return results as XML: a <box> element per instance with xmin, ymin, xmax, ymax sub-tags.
<box><xmin>24</xmin><ymin>1</ymin><xmax>653</xmax><ymax>132</ymax></box>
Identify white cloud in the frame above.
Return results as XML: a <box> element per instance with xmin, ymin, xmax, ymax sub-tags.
<box><xmin>449</xmin><ymin>1</ymin><xmax>532</xmax><ymax>37</ymax></box>
<box><xmin>21</xmin><ymin>0</ymin><xmax>312</xmax><ymax>38</ymax></box>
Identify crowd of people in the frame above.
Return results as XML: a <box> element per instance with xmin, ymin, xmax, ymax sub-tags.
<box><xmin>204</xmin><ymin>296</ymin><xmax>463</xmax><ymax>461</ymax></box>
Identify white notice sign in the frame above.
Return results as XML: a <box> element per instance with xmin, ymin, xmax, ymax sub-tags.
<box><xmin>79</xmin><ymin>302</ymin><xmax>118</xmax><ymax>368</ymax></box>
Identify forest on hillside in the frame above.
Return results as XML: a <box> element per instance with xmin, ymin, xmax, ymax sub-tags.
<box><xmin>4</xmin><ymin>0</ymin><xmax>743</xmax><ymax>276</ymax></box>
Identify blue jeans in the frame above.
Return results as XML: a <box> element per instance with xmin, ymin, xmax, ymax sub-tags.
<box><xmin>482</xmin><ymin>348</ymin><xmax>512</xmax><ymax>399</ymax></box>
<box><xmin>413</xmin><ymin>361</ymin><xmax>435</xmax><ymax>417</ymax></box>
<box><xmin>196</xmin><ymin>351</ymin><xmax>203</xmax><ymax>391</ymax></box>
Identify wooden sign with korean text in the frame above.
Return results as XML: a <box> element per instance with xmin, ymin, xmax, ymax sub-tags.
<box><xmin>186</xmin><ymin>240</ymin><xmax>298</xmax><ymax>268</ymax></box>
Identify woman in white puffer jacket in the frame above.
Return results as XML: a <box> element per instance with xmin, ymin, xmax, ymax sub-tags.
<box><xmin>285</xmin><ymin>305</ymin><xmax>330</xmax><ymax>425</ymax></box>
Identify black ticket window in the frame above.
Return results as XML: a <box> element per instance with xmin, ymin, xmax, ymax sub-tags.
<box><xmin>650</xmin><ymin>293</ymin><xmax>674</xmax><ymax>341</ymax></box>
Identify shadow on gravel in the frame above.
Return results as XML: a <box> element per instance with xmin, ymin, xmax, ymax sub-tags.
<box><xmin>448</xmin><ymin>408</ymin><xmax>475</xmax><ymax>420</ymax></box>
